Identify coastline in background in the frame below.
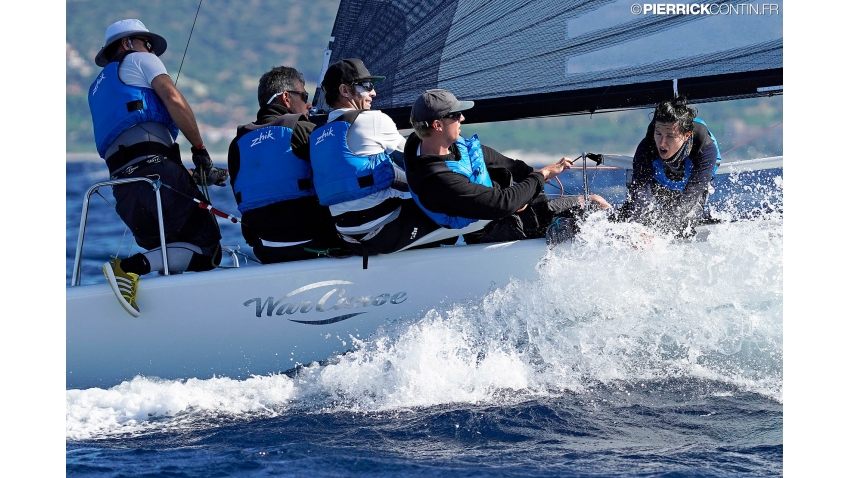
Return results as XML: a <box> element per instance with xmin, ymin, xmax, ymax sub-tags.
<box><xmin>66</xmin><ymin>1</ymin><xmax>781</xmax><ymax>160</ymax></box>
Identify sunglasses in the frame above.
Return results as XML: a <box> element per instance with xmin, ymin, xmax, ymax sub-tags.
<box><xmin>266</xmin><ymin>90</ymin><xmax>310</xmax><ymax>105</ymax></box>
<box><xmin>130</xmin><ymin>36</ymin><xmax>153</xmax><ymax>52</ymax></box>
<box><xmin>288</xmin><ymin>90</ymin><xmax>310</xmax><ymax>103</ymax></box>
<box><xmin>351</xmin><ymin>81</ymin><xmax>376</xmax><ymax>92</ymax></box>
<box><xmin>443</xmin><ymin>111</ymin><xmax>463</xmax><ymax>121</ymax></box>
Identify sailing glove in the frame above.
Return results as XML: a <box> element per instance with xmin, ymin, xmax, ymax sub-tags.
<box><xmin>191</xmin><ymin>146</ymin><xmax>213</xmax><ymax>172</ymax></box>
<box><xmin>193</xmin><ymin>166</ymin><xmax>229</xmax><ymax>187</ymax></box>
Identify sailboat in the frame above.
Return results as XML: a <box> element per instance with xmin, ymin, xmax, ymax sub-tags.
<box><xmin>66</xmin><ymin>0</ymin><xmax>783</xmax><ymax>390</ymax></box>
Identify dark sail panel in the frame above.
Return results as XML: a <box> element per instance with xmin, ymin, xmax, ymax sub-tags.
<box><xmin>314</xmin><ymin>0</ymin><xmax>782</xmax><ymax>126</ymax></box>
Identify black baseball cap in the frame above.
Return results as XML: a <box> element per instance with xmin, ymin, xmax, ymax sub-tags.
<box><xmin>411</xmin><ymin>89</ymin><xmax>474</xmax><ymax>126</ymax></box>
<box><xmin>321</xmin><ymin>59</ymin><xmax>385</xmax><ymax>91</ymax></box>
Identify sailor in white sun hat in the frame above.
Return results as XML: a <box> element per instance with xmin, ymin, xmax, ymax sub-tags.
<box><xmin>87</xmin><ymin>19</ymin><xmax>227</xmax><ymax>317</ymax></box>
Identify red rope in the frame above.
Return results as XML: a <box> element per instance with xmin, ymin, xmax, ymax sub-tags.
<box><xmin>158</xmin><ymin>181</ymin><xmax>244</xmax><ymax>225</ymax></box>
<box><xmin>196</xmin><ymin>200</ymin><xmax>240</xmax><ymax>224</ymax></box>
<box><xmin>721</xmin><ymin>120</ymin><xmax>783</xmax><ymax>156</ymax></box>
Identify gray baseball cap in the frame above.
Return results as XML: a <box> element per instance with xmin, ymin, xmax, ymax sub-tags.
<box><xmin>95</xmin><ymin>19</ymin><xmax>167</xmax><ymax>67</ymax></box>
<box><xmin>410</xmin><ymin>89</ymin><xmax>474</xmax><ymax>126</ymax></box>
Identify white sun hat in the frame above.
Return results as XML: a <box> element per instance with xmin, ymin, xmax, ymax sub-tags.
<box><xmin>94</xmin><ymin>19</ymin><xmax>167</xmax><ymax>67</ymax></box>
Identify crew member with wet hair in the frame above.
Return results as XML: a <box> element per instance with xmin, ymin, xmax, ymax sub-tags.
<box><xmin>615</xmin><ymin>95</ymin><xmax>722</xmax><ymax>236</ymax></box>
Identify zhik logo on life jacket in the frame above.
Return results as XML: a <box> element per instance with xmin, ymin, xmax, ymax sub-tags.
<box><xmin>250</xmin><ymin>130</ymin><xmax>275</xmax><ymax>147</ymax></box>
<box><xmin>314</xmin><ymin>128</ymin><xmax>334</xmax><ymax>145</ymax></box>
<box><xmin>91</xmin><ymin>72</ymin><xmax>106</xmax><ymax>96</ymax></box>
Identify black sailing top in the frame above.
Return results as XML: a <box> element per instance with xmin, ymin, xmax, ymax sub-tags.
<box><xmin>403</xmin><ymin>134</ymin><xmax>546</xmax><ymax>220</ymax></box>
<box><xmin>626</xmin><ymin>120</ymin><xmax>720</xmax><ymax>233</ymax></box>
<box><xmin>227</xmin><ymin>104</ymin><xmax>339</xmax><ymax>246</ymax></box>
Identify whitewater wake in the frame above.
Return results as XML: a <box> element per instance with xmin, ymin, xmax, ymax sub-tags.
<box><xmin>67</xmin><ymin>208</ymin><xmax>782</xmax><ymax>440</ymax></box>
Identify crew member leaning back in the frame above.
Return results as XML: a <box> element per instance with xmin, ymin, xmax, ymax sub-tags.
<box><xmin>309</xmin><ymin>59</ymin><xmax>444</xmax><ymax>264</ymax></box>
<box><xmin>87</xmin><ymin>19</ymin><xmax>227</xmax><ymax>317</ymax></box>
<box><xmin>404</xmin><ymin>89</ymin><xmax>611</xmax><ymax>244</ymax></box>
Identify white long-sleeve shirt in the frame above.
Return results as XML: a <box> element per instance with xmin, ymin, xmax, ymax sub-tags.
<box><xmin>326</xmin><ymin>108</ymin><xmax>410</xmax><ymax>235</ymax></box>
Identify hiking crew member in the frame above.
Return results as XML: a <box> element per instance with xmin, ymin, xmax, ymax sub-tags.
<box><xmin>404</xmin><ymin>89</ymin><xmax>611</xmax><ymax>244</ymax></box>
<box><xmin>614</xmin><ymin>95</ymin><xmax>721</xmax><ymax>236</ymax></box>
<box><xmin>228</xmin><ymin>66</ymin><xmax>346</xmax><ymax>264</ymax></box>
<box><xmin>88</xmin><ymin>19</ymin><xmax>227</xmax><ymax>316</ymax></box>
<box><xmin>309</xmin><ymin>59</ymin><xmax>443</xmax><ymax>265</ymax></box>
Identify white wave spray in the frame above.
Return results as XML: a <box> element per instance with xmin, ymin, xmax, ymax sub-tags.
<box><xmin>67</xmin><ymin>213</ymin><xmax>782</xmax><ymax>440</ymax></box>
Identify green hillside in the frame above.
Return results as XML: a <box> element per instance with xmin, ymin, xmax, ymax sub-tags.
<box><xmin>67</xmin><ymin>0</ymin><xmax>341</xmax><ymax>153</ymax></box>
<box><xmin>67</xmin><ymin>0</ymin><xmax>782</xmax><ymax>161</ymax></box>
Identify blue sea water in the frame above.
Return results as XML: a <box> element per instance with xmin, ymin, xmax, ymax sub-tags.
<box><xmin>66</xmin><ymin>158</ymin><xmax>783</xmax><ymax>477</ymax></box>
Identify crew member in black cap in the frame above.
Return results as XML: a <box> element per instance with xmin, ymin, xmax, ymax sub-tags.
<box><xmin>404</xmin><ymin>89</ymin><xmax>611</xmax><ymax>244</ymax></box>
<box><xmin>87</xmin><ymin>19</ymin><xmax>226</xmax><ymax>316</ymax></box>
<box><xmin>309</xmin><ymin>59</ymin><xmax>446</xmax><ymax>266</ymax></box>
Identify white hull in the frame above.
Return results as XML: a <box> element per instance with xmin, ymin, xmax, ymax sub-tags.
<box><xmin>66</xmin><ymin>152</ymin><xmax>763</xmax><ymax>390</ymax></box>
<box><xmin>67</xmin><ymin>239</ymin><xmax>545</xmax><ymax>389</ymax></box>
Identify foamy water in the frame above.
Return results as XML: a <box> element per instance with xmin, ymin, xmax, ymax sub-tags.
<box><xmin>67</xmin><ymin>212</ymin><xmax>782</xmax><ymax>441</ymax></box>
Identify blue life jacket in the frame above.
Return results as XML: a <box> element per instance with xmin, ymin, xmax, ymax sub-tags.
<box><xmin>88</xmin><ymin>52</ymin><xmax>179</xmax><ymax>158</ymax></box>
<box><xmin>652</xmin><ymin>157</ymin><xmax>694</xmax><ymax>191</ymax></box>
<box><xmin>410</xmin><ymin>135</ymin><xmax>493</xmax><ymax>229</ymax></box>
<box><xmin>309</xmin><ymin>110</ymin><xmax>396</xmax><ymax>206</ymax></box>
<box><xmin>233</xmin><ymin>114</ymin><xmax>315</xmax><ymax>213</ymax></box>
<box><xmin>650</xmin><ymin>118</ymin><xmax>721</xmax><ymax>191</ymax></box>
